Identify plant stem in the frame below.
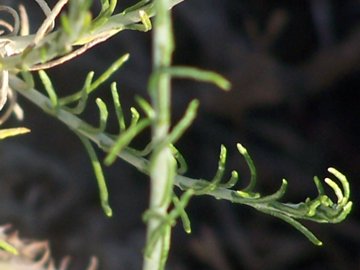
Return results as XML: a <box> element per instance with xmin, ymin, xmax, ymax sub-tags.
<box><xmin>11</xmin><ymin>74</ymin><xmax>351</xmax><ymax>248</ymax></box>
<box><xmin>143</xmin><ymin>0</ymin><xmax>175</xmax><ymax>269</ymax></box>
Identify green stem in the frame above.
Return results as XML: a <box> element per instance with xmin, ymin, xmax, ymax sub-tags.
<box><xmin>143</xmin><ymin>0</ymin><xmax>175</xmax><ymax>269</ymax></box>
<box><xmin>10</xmin><ymin>75</ymin><xmax>148</xmax><ymax>173</ymax></box>
<box><xmin>11</xmin><ymin>74</ymin><xmax>352</xmax><ymax>248</ymax></box>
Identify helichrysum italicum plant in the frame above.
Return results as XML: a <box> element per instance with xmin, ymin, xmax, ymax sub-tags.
<box><xmin>0</xmin><ymin>1</ymin><xmax>352</xmax><ymax>269</ymax></box>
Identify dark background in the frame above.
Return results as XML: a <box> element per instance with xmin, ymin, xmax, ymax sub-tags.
<box><xmin>1</xmin><ymin>0</ymin><xmax>359</xmax><ymax>269</ymax></box>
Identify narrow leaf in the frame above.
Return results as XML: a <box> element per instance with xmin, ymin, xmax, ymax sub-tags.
<box><xmin>78</xmin><ymin>135</ymin><xmax>113</xmax><ymax>217</ymax></box>
<box><xmin>0</xmin><ymin>127</ymin><xmax>30</xmax><ymax>140</ymax></box>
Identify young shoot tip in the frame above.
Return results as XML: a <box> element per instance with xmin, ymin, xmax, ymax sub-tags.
<box><xmin>236</xmin><ymin>143</ymin><xmax>247</xmax><ymax>155</ymax></box>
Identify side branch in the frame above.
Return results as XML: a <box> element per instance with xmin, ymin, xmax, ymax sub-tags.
<box><xmin>10</xmin><ymin>75</ymin><xmax>352</xmax><ymax>246</ymax></box>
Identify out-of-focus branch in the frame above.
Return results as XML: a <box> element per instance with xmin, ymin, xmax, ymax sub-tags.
<box><xmin>175</xmin><ymin>2</ymin><xmax>358</xmax><ymax>121</ymax></box>
<box><xmin>302</xmin><ymin>26</ymin><xmax>360</xmax><ymax>93</ymax></box>
<box><xmin>193</xmin><ymin>12</ymin><xmax>360</xmax><ymax>121</ymax></box>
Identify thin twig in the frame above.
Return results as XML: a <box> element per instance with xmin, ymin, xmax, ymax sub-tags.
<box><xmin>29</xmin><ymin>33</ymin><xmax>113</xmax><ymax>70</ymax></box>
<box><xmin>30</xmin><ymin>0</ymin><xmax>68</xmax><ymax>47</ymax></box>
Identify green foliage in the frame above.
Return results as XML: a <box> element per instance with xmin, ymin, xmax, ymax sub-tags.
<box><xmin>0</xmin><ymin>0</ymin><xmax>352</xmax><ymax>269</ymax></box>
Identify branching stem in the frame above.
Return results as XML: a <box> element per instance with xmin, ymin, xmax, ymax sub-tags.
<box><xmin>5</xmin><ymin>2</ymin><xmax>352</xmax><ymax>269</ymax></box>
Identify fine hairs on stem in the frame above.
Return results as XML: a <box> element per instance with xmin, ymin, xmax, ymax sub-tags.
<box><xmin>0</xmin><ymin>1</ymin><xmax>352</xmax><ymax>270</ymax></box>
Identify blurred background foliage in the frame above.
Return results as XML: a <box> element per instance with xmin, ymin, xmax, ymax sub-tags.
<box><xmin>0</xmin><ymin>0</ymin><xmax>359</xmax><ymax>269</ymax></box>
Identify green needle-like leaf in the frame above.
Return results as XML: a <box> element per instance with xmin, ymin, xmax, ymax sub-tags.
<box><xmin>130</xmin><ymin>107</ymin><xmax>140</xmax><ymax>126</ymax></box>
<box><xmin>104</xmin><ymin>118</ymin><xmax>151</xmax><ymax>165</ymax></box>
<box><xmin>64</xmin><ymin>71</ymin><xmax>93</xmax><ymax>113</ymax></box>
<box><xmin>38</xmin><ymin>70</ymin><xmax>58</xmax><ymax>111</ymax></box>
<box><xmin>170</xmin><ymin>145</ymin><xmax>188</xmax><ymax>174</ymax></box>
<box><xmin>135</xmin><ymin>96</ymin><xmax>155</xmax><ymax>119</ymax></box>
<box><xmin>0</xmin><ymin>240</ymin><xmax>18</xmax><ymax>255</ymax></box>
<box><xmin>162</xmin><ymin>66</ymin><xmax>231</xmax><ymax>91</ymax></box>
<box><xmin>111</xmin><ymin>82</ymin><xmax>126</xmax><ymax>132</ymax></box>
<box><xmin>78</xmin><ymin>134</ymin><xmax>113</xmax><ymax>217</ymax></box>
<box><xmin>96</xmin><ymin>98</ymin><xmax>109</xmax><ymax>132</ymax></box>
<box><xmin>167</xmin><ymin>99</ymin><xmax>199</xmax><ymax>144</ymax></box>
<box><xmin>325</xmin><ymin>177</ymin><xmax>344</xmax><ymax>204</ymax></box>
<box><xmin>237</xmin><ymin>143</ymin><xmax>257</xmax><ymax>192</ymax></box>
<box><xmin>0</xmin><ymin>127</ymin><xmax>30</xmax><ymax>140</ymax></box>
<box><xmin>213</xmin><ymin>145</ymin><xmax>227</xmax><ymax>184</ymax></box>
<box><xmin>90</xmin><ymin>54</ymin><xmax>130</xmax><ymax>93</ymax></box>
<box><xmin>313</xmin><ymin>176</ymin><xmax>325</xmax><ymax>196</ymax></box>
<box><xmin>273</xmin><ymin>211</ymin><xmax>323</xmax><ymax>246</ymax></box>
<box><xmin>60</xmin><ymin>54</ymin><xmax>130</xmax><ymax>105</ymax></box>
<box><xmin>221</xmin><ymin>171</ymin><xmax>239</xmax><ymax>189</ymax></box>
<box><xmin>173</xmin><ymin>190</ymin><xmax>193</xmax><ymax>234</ymax></box>
<box><xmin>328</xmin><ymin>167</ymin><xmax>350</xmax><ymax>199</ymax></box>
<box><xmin>139</xmin><ymin>10</ymin><xmax>152</xmax><ymax>31</ymax></box>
